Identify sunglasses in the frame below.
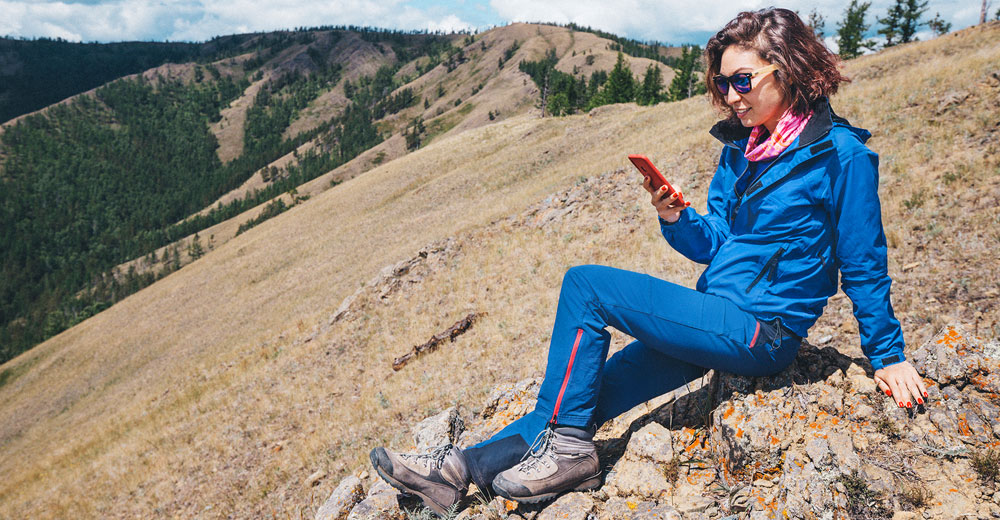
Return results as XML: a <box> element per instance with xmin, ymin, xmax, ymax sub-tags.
<box><xmin>713</xmin><ymin>64</ymin><xmax>779</xmax><ymax>95</ymax></box>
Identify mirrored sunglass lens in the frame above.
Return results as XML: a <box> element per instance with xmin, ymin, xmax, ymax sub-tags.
<box><xmin>732</xmin><ymin>75</ymin><xmax>752</xmax><ymax>93</ymax></box>
<box><xmin>714</xmin><ymin>77</ymin><xmax>729</xmax><ymax>94</ymax></box>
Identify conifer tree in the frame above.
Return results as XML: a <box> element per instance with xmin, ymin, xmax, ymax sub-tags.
<box><xmin>808</xmin><ymin>9</ymin><xmax>827</xmax><ymax>38</ymax></box>
<box><xmin>877</xmin><ymin>1</ymin><xmax>905</xmax><ymax>47</ymax></box>
<box><xmin>667</xmin><ymin>45</ymin><xmax>703</xmax><ymax>102</ymax></box>
<box><xmin>602</xmin><ymin>52</ymin><xmax>637</xmax><ymax>104</ymax></box>
<box><xmin>899</xmin><ymin>0</ymin><xmax>928</xmax><ymax>43</ymax></box>
<box><xmin>637</xmin><ymin>64</ymin><xmax>664</xmax><ymax>105</ymax></box>
<box><xmin>925</xmin><ymin>12</ymin><xmax>951</xmax><ymax>35</ymax></box>
<box><xmin>837</xmin><ymin>0</ymin><xmax>876</xmax><ymax>59</ymax></box>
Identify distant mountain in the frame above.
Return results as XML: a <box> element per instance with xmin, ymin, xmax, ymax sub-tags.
<box><xmin>1</xmin><ymin>18</ymin><xmax>996</xmax><ymax>519</ymax></box>
<box><xmin>0</xmin><ymin>24</ymin><xmax>677</xmax><ymax>362</ymax></box>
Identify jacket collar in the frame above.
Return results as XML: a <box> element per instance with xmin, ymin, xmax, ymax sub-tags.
<box><xmin>708</xmin><ymin>97</ymin><xmax>862</xmax><ymax>151</ymax></box>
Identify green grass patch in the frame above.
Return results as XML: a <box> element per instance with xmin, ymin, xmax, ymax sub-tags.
<box><xmin>423</xmin><ymin>113</ymin><xmax>461</xmax><ymax>145</ymax></box>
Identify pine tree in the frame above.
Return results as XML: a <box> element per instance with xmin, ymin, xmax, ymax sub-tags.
<box><xmin>602</xmin><ymin>52</ymin><xmax>637</xmax><ymax>105</ymax></box>
<box><xmin>898</xmin><ymin>0</ymin><xmax>928</xmax><ymax>43</ymax></box>
<box><xmin>837</xmin><ymin>0</ymin><xmax>876</xmax><ymax>59</ymax></box>
<box><xmin>877</xmin><ymin>0</ymin><xmax>905</xmax><ymax>47</ymax></box>
<box><xmin>923</xmin><ymin>12</ymin><xmax>951</xmax><ymax>35</ymax></box>
<box><xmin>667</xmin><ymin>45</ymin><xmax>702</xmax><ymax>102</ymax></box>
<box><xmin>637</xmin><ymin>64</ymin><xmax>664</xmax><ymax>105</ymax></box>
<box><xmin>808</xmin><ymin>9</ymin><xmax>827</xmax><ymax>38</ymax></box>
<box><xmin>188</xmin><ymin>233</ymin><xmax>205</xmax><ymax>259</ymax></box>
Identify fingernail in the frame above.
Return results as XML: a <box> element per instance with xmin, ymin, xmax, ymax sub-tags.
<box><xmin>917</xmin><ymin>398</ymin><xmax>923</xmax><ymax>405</ymax></box>
<box><xmin>886</xmin><ymin>390</ymin><xmax>892</xmax><ymax>396</ymax></box>
<box><xmin>898</xmin><ymin>401</ymin><xmax>904</xmax><ymax>407</ymax></box>
<box><xmin>906</xmin><ymin>401</ymin><xmax>912</xmax><ymax>408</ymax></box>
<box><xmin>923</xmin><ymin>391</ymin><xmax>928</xmax><ymax>398</ymax></box>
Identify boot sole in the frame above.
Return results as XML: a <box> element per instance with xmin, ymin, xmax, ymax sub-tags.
<box><xmin>496</xmin><ymin>474</ymin><xmax>602</xmax><ymax>504</ymax></box>
<box><xmin>369</xmin><ymin>448</ymin><xmax>457</xmax><ymax>516</ymax></box>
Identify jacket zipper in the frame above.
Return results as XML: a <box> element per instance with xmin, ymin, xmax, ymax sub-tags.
<box><xmin>746</xmin><ymin>247</ymin><xmax>785</xmax><ymax>293</ymax></box>
<box><xmin>731</xmin><ymin>163</ymin><xmax>773</xmax><ymax>224</ymax></box>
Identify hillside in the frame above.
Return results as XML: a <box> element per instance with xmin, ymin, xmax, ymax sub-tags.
<box><xmin>1</xmin><ymin>20</ymin><xmax>998</xmax><ymax>519</ymax></box>
<box><xmin>0</xmin><ymin>23</ymin><xmax>677</xmax><ymax>363</ymax></box>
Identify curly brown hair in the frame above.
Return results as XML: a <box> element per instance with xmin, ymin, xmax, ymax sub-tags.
<box><xmin>705</xmin><ymin>8</ymin><xmax>849</xmax><ymax>121</ymax></box>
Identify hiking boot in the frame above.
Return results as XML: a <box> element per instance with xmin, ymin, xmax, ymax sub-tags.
<box><xmin>492</xmin><ymin>426</ymin><xmax>601</xmax><ymax>503</ymax></box>
<box><xmin>369</xmin><ymin>443</ymin><xmax>470</xmax><ymax>515</ymax></box>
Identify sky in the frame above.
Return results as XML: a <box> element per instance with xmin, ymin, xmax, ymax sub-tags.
<box><xmin>0</xmin><ymin>0</ymin><xmax>991</xmax><ymax>47</ymax></box>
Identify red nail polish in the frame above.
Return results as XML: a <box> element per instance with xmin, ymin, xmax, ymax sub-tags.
<box><xmin>898</xmin><ymin>401</ymin><xmax>904</xmax><ymax>407</ymax></box>
<box><xmin>923</xmin><ymin>391</ymin><xmax>928</xmax><ymax>398</ymax></box>
<box><xmin>906</xmin><ymin>401</ymin><xmax>912</xmax><ymax>408</ymax></box>
<box><xmin>886</xmin><ymin>390</ymin><xmax>892</xmax><ymax>396</ymax></box>
<box><xmin>917</xmin><ymin>398</ymin><xmax>923</xmax><ymax>405</ymax></box>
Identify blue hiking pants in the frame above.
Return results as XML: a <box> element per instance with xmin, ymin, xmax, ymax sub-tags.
<box><xmin>463</xmin><ymin>265</ymin><xmax>801</xmax><ymax>491</ymax></box>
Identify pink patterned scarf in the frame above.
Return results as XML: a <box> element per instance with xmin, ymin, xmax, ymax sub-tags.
<box><xmin>744</xmin><ymin>107</ymin><xmax>813</xmax><ymax>161</ymax></box>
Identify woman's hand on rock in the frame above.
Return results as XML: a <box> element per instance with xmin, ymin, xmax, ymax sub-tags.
<box><xmin>642</xmin><ymin>175</ymin><xmax>688</xmax><ymax>223</ymax></box>
<box><xmin>874</xmin><ymin>360</ymin><xmax>927</xmax><ymax>409</ymax></box>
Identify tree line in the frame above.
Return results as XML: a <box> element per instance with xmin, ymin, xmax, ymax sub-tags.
<box><xmin>519</xmin><ymin>47</ymin><xmax>705</xmax><ymax>117</ymax></box>
<box><xmin>829</xmin><ymin>0</ymin><xmax>956</xmax><ymax>59</ymax></box>
<box><xmin>0</xmin><ymin>32</ymin><xmax>438</xmax><ymax>363</ymax></box>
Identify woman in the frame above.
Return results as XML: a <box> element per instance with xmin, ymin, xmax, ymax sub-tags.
<box><xmin>369</xmin><ymin>8</ymin><xmax>927</xmax><ymax>514</ymax></box>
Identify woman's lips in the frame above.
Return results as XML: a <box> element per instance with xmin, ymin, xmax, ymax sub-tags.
<box><xmin>736</xmin><ymin>107</ymin><xmax>751</xmax><ymax>118</ymax></box>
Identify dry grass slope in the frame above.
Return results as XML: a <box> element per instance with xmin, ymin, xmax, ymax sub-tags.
<box><xmin>1</xmin><ymin>21</ymin><xmax>998</xmax><ymax>518</ymax></box>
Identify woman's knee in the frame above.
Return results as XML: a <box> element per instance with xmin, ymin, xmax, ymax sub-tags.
<box><xmin>561</xmin><ymin>265</ymin><xmax>612</xmax><ymax>296</ymax></box>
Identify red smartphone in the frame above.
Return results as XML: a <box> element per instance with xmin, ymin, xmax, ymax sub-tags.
<box><xmin>627</xmin><ymin>154</ymin><xmax>689</xmax><ymax>207</ymax></box>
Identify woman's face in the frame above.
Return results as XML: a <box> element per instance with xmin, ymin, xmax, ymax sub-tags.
<box><xmin>718</xmin><ymin>46</ymin><xmax>790</xmax><ymax>133</ymax></box>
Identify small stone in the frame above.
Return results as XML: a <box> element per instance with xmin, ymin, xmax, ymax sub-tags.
<box><xmin>306</xmin><ymin>469</ymin><xmax>327</xmax><ymax>488</ymax></box>
<box><xmin>892</xmin><ymin>512</ymin><xmax>918</xmax><ymax>520</ymax></box>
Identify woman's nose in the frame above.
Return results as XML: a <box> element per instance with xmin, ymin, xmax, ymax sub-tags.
<box><xmin>725</xmin><ymin>86</ymin><xmax>743</xmax><ymax>105</ymax></box>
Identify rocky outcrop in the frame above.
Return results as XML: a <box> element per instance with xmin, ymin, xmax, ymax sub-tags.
<box><xmin>319</xmin><ymin>326</ymin><xmax>1000</xmax><ymax>519</ymax></box>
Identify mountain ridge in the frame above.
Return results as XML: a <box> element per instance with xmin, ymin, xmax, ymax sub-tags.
<box><xmin>1</xmin><ymin>20</ymin><xmax>997</xmax><ymax>518</ymax></box>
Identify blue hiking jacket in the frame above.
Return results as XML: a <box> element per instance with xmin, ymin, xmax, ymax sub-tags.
<box><xmin>660</xmin><ymin>97</ymin><xmax>906</xmax><ymax>371</ymax></box>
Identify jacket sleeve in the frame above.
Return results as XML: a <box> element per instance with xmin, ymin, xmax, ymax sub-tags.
<box><xmin>829</xmin><ymin>147</ymin><xmax>906</xmax><ymax>371</ymax></box>
<box><xmin>659</xmin><ymin>151</ymin><xmax>733</xmax><ymax>264</ymax></box>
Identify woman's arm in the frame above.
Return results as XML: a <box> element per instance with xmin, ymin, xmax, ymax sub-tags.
<box><xmin>829</xmin><ymin>147</ymin><xmax>925</xmax><ymax>408</ymax></box>
<box><xmin>652</xmin><ymin>154</ymin><xmax>733</xmax><ymax>264</ymax></box>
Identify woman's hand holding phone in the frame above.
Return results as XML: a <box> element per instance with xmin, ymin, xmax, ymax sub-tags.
<box><xmin>642</xmin><ymin>175</ymin><xmax>688</xmax><ymax>223</ymax></box>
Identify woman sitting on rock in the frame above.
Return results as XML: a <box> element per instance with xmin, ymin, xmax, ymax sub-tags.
<box><xmin>370</xmin><ymin>7</ymin><xmax>927</xmax><ymax>514</ymax></box>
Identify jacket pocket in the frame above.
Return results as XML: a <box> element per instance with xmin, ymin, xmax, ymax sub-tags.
<box><xmin>746</xmin><ymin>247</ymin><xmax>785</xmax><ymax>294</ymax></box>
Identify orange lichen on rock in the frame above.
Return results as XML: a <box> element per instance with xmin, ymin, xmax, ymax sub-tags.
<box><xmin>956</xmin><ymin>414</ymin><xmax>972</xmax><ymax>437</ymax></box>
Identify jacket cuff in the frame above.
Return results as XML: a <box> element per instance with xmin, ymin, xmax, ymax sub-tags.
<box><xmin>658</xmin><ymin>208</ymin><xmax>692</xmax><ymax>228</ymax></box>
<box><xmin>869</xmin><ymin>352</ymin><xmax>906</xmax><ymax>371</ymax></box>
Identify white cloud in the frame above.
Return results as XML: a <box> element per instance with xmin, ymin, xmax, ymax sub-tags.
<box><xmin>0</xmin><ymin>0</ymin><xmax>477</xmax><ymax>42</ymax></box>
<box><xmin>0</xmin><ymin>0</ymin><xmax>977</xmax><ymax>44</ymax></box>
<box><xmin>487</xmin><ymin>0</ymin><xmax>972</xmax><ymax>45</ymax></box>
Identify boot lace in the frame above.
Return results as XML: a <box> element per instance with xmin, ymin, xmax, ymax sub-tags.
<box><xmin>515</xmin><ymin>428</ymin><xmax>554</xmax><ymax>473</ymax></box>
<box><xmin>401</xmin><ymin>444</ymin><xmax>453</xmax><ymax>469</ymax></box>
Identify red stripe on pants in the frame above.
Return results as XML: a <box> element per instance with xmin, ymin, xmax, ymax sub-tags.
<box><xmin>550</xmin><ymin>328</ymin><xmax>584</xmax><ymax>425</ymax></box>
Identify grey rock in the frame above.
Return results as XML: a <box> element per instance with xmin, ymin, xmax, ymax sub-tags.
<box><xmin>604</xmin><ymin>422</ymin><xmax>675</xmax><ymax>499</ymax></box>
<box><xmin>315</xmin><ymin>475</ymin><xmax>364</xmax><ymax>520</ymax></box>
<box><xmin>413</xmin><ymin>406</ymin><xmax>465</xmax><ymax>452</ymax></box>
<box><xmin>347</xmin><ymin>479</ymin><xmax>404</xmax><ymax>520</ymax></box>
<box><xmin>537</xmin><ymin>492</ymin><xmax>595</xmax><ymax>520</ymax></box>
<box><xmin>599</xmin><ymin>497</ymin><xmax>680</xmax><ymax>519</ymax></box>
